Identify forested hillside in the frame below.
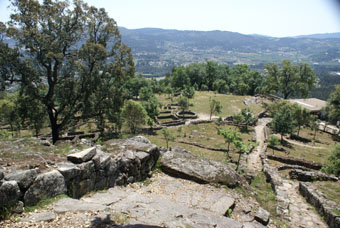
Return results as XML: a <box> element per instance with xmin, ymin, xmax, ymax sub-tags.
<box><xmin>120</xmin><ymin>27</ymin><xmax>340</xmax><ymax>99</ymax></box>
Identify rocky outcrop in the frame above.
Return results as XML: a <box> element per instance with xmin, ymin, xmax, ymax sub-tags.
<box><xmin>290</xmin><ymin>169</ymin><xmax>338</xmax><ymax>182</ymax></box>
<box><xmin>160</xmin><ymin>147</ymin><xmax>244</xmax><ymax>187</ymax></box>
<box><xmin>24</xmin><ymin>170</ymin><xmax>67</xmax><ymax>206</ymax></box>
<box><xmin>254</xmin><ymin>207</ymin><xmax>270</xmax><ymax>225</ymax></box>
<box><xmin>267</xmin><ymin>154</ymin><xmax>322</xmax><ymax>170</ymax></box>
<box><xmin>1</xmin><ymin>136</ymin><xmax>160</xmax><ymax>212</ymax></box>
<box><xmin>299</xmin><ymin>182</ymin><xmax>340</xmax><ymax>228</ymax></box>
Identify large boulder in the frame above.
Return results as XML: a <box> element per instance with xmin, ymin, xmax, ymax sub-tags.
<box><xmin>0</xmin><ymin>181</ymin><xmax>21</xmax><ymax>207</ymax></box>
<box><xmin>160</xmin><ymin>147</ymin><xmax>243</xmax><ymax>187</ymax></box>
<box><xmin>24</xmin><ymin>170</ymin><xmax>66</xmax><ymax>206</ymax></box>
<box><xmin>5</xmin><ymin>168</ymin><xmax>39</xmax><ymax>190</ymax></box>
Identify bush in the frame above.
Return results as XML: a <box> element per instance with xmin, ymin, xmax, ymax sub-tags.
<box><xmin>322</xmin><ymin>144</ymin><xmax>340</xmax><ymax>176</ymax></box>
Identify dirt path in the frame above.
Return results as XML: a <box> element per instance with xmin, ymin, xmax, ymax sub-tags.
<box><xmin>252</xmin><ymin>119</ymin><xmax>328</xmax><ymax>228</ymax></box>
<box><xmin>185</xmin><ymin>113</ymin><xmax>217</xmax><ymax>125</ymax></box>
<box><xmin>282</xmin><ymin>137</ymin><xmax>325</xmax><ymax>149</ymax></box>
<box><xmin>247</xmin><ymin>118</ymin><xmax>271</xmax><ymax>172</ymax></box>
<box><xmin>277</xmin><ymin>180</ymin><xmax>328</xmax><ymax>228</ymax></box>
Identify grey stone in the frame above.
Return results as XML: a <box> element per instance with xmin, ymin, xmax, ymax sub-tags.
<box><xmin>82</xmin><ymin>188</ymin><xmax>128</xmax><ymax>205</ymax></box>
<box><xmin>243</xmin><ymin>221</ymin><xmax>266</xmax><ymax>228</ymax></box>
<box><xmin>160</xmin><ymin>147</ymin><xmax>243</xmax><ymax>187</ymax></box>
<box><xmin>67</xmin><ymin>147</ymin><xmax>96</xmax><ymax>164</ymax></box>
<box><xmin>56</xmin><ymin>162</ymin><xmax>81</xmax><ymax>181</ymax></box>
<box><xmin>13</xmin><ymin>201</ymin><xmax>24</xmax><ymax>214</ymax></box>
<box><xmin>0</xmin><ymin>169</ymin><xmax>4</xmax><ymax>180</ymax></box>
<box><xmin>53</xmin><ymin>198</ymin><xmax>107</xmax><ymax>213</ymax></box>
<box><xmin>290</xmin><ymin>169</ymin><xmax>338</xmax><ymax>182</ymax></box>
<box><xmin>92</xmin><ymin>150</ymin><xmax>111</xmax><ymax>170</ymax></box>
<box><xmin>41</xmin><ymin>140</ymin><xmax>51</xmax><ymax>147</ymax></box>
<box><xmin>22</xmin><ymin>211</ymin><xmax>56</xmax><ymax>222</ymax></box>
<box><xmin>135</xmin><ymin>151</ymin><xmax>150</xmax><ymax>162</ymax></box>
<box><xmin>0</xmin><ymin>181</ymin><xmax>21</xmax><ymax>207</ymax></box>
<box><xmin>24</xmin><ymin>170</ymin><xmax>67</xmax><ymax>206</ymax></box>
<box><xmin>5</xmin><ymin>168</ymin><xmax>39</xmax><ymax>190</ymax></box>
<box><xmin>255</xmin><ymin>207</ymin><xmax>270</xmax><ymax>225</ymax></box>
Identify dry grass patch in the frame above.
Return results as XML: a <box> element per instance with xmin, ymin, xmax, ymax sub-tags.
<box><xmin>312</xmin><ymin>181</ymin><xmax>340</xmax><ymax>205</ymax></box>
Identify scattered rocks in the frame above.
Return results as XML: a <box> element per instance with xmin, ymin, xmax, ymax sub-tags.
<box><xmin>254</xmin><ymin>207</ymin><xmax>270</xmax><ymax>225</ymax></box>
<box><xmin>24</xmin><ymin>170</ymin><xmax>67</xmax><ymax>206</ymax></box>
<box><xmin>267</xmin><ymin>154</ymin><xmax>322</xmax><ymax>170</ymax></box>
<box><xmin>67</xmin><ymin>147</ymin><xmax>96</xmax><ymax>164</ymax></box>
<box><xmin>13</xmin><ymin>201</ymin><xmax>24</xmax><ymax>214</ymax></box>
<box><xmin>160</xmin><ymin>147</ymin><xmax>243</xmax><ymax>187</ymax></box>
<box><xmin>0</xmin><ymin>169</ymin><xmax>4</xmax><ymax>180</ymax></box>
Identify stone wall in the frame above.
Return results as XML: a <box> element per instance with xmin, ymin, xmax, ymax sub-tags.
<box><xmin>0</xmin><ymin>136</ymin><xmax>160</xmax><ymax>211</ymax></box>
<box><xmin>299</xmin><ymin>182</ymin><xmax>340</xmax><ymax>228</ymax></box>
<box><xmin>267</xmin><ymin>154</ymin><xmax>322</xmax><ymax>170</ymax></box>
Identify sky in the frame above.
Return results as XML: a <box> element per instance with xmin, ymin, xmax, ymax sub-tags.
<box><xmin>1</xmin><ymin>0</ymin><xmax>340</xmax><ymax>37</ymax></box>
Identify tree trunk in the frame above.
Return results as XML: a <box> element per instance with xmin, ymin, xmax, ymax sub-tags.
<box><xmin>280</xmin><ymin>134</ymin><xmax>283</xmax><ymax>144</ymax></box>
<box><xmin>48</xmin><ymin>108</ymin><xmax>59</xmax><ymax>144</ymax></box>
<box><xmin>236</xmin><ymin>152</ymin><xmax>243</xmax><ymax>171</ymax></box>
<box><xmin>297</xmin><ymin>125</ymin><xmax>301</xmax><ymax>136</ymax></box>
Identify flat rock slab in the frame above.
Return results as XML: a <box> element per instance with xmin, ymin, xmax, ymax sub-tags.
<box><xmin>82</xmin><ymin>188</ymin><xmax>128</xmax><ymax>205</ymax></box>
<box><xmin>22</xmin><ymin>212</ymin><xmax>56</xmax><ymax>222</ymax></box>
<box><xmin>53</xmin><ymin>198</ymin><xmax>107</xmax><ymax>213</ymax></box>
<box><xmin>67</xmin><ymin>147</ymin><xmax>96</xmax><ymax>164</ymax></box>
<box><xmin>160</xmin><ymin>147</ymin><xmax>242</xmax><ymax>187</ymax></box>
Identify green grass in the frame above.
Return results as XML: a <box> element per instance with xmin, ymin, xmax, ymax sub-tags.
<box><xmin>142</xmin><ymin>122</ymin><xmax>254</xmax><ymax>163</ymax></box>
<box><xmin>250</xmin><ymin>172</ymin><xmax>277</xmax><ymax>216</ymax></box>
<box><xmin>269</xmin><ymin>127</ymin><xmax>335</xmax><ymax>164</ymax></box>
<box><xmin>157</xmin><ymin>91</ymin><xmax>267</xmax><ymax>117</ymax></box>
<box><xmin>312</xmin><ymin>181</ymin><xmax>340</xmax><ymax>205</ymax></box>
<box><xmin>24</xmin><ymin>194</ymin><xmax>68</xmax><ymax>213</ymax></box>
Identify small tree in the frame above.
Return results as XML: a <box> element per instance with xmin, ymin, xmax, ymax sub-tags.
<box><xmin>162</xmin><ymin>127</ymin><xmax>175</xmax><ymax>149</ymax></box>
<box><xmin>142</xmin><ymin>96</ymin><xmax>160</xmax><ymax>120</ymax></box>
<box><xmin>268</xmin><ymin>135</ymin><xmax>280</xmax><ymax>154</ymax></box>
<box><xmin>234</xmin><ymin>140</ymin><xmax>257</xmax><ymax>172</ymax></box>
<box><xmin>182</xmin><ymin>85</ymin><xmax>195</xmax><ymax>99</ymax></box>
<box><xmin>292</xmin><ymin>104</ymin><xmax>311</xmax><ymax>136</ymax></box>
<box><xmin>139</xmin><ymin>86</ymin><xmax>154</xmax><ymax>101</ymax></box>
<box><xmin>240</xmin><ymin>108</ymin><xmax>257</xmax><ymax>131</ymax></box>
<box><xmin>322</xmin><ymin>144</ymin><xmax>340</xmax><ymax>176</ymax></box>
<box><xmin>217</xmin><ymin>127</ymin><xmax>241</xmax><ymax>160</ymax></box>
<box><xmin>178</xmin><ymin>96</ymin><xmax>189</xmax><ymax>113</ymax></box>
<box><xmin>209</xmin><ymin>97</ymin><xmax>223</xmax><ymax>120</ymax></box>
<box><xmin>271</xmin><ymin>108</ymin><xmax>296</xmax><ymax>143</ymax></box>
<box><xmin>309</xmin><ymin>115</ymin><xmax>321</xmax><ymax>144</ymax></box>
<box><xmin>121</xmin><ymin>100</ymin><xmax>147</xmax><ymax>134</ymax></box>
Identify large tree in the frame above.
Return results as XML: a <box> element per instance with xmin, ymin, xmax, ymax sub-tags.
<box><xmin>0</xmin><ymin>0</ymin><xmax>134</xmax><ymax>143</ymax></box>
<box><xmin>264</xmin><ymin>60</ymin><xmax>317</xmax><ymax>99</ymax></box>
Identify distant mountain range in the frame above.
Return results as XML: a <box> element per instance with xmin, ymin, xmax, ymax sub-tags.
<box><xmin>119</xmin><ymin>27</ymin><xmax>340</xmax><ymax>76</ymax></box>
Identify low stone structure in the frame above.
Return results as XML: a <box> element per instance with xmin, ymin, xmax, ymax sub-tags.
<box><xmin>289</xmin><ymin>169</ymin><xmax>338</xmax><ymax>182</ymax></box>
<box><xmin>0</xmin><ymin>136</ymin><xmax>160</xmax><ymax>212</ymax></box>
<box><xmin>267</xmin><ymin>154</ymin><xmax>322</xmax><ymax>170</ymax></box>
<box><xmin>299</xmin><ymin>182</ymin><xmax>340</xmax><ymax>228</ymax></box>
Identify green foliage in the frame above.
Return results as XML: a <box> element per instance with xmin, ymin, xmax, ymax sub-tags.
<box><xmin>139</xmin><ymin>86</ymin><xmax>154</xmax><ymax>101</ymax></box>
<box><xmin>182</xmin><ymin>85</ymin><xmax>195</xmax><ymax>99</ymax></box>
<box><xmin>142</xmin><ymin>96</ymin><xmax>160</xmax><ymax>120</ymax></box>
<box><xmin>0</xmin><ymin>93</ymin><xmax>21</xmax><ymax>134</ymax></box>
<box><xmin>232</xmin><ymin>108</ymin><xmax>257</xmax><ymax>131</ymax></box>
<box><xmin>291</xmin><ymin>104</ymin><xmax>311</xmax><ymax>136</ymax></box>
<box><xmin>121</xmin><ymin>100</ymin><xmax>147</xmax><ymax>133</ymax></box>
<box><xmin>327</xmin><ymin>85</ymin><xmax>340</xmax><ymax>122</ymax></box>
<box><xmin>268</xmin><ymin>135</ymin><xmax>280</xmax><ymax>153</ymax></box>
<box><xmin>212</xmin><ymin>79</ymin><xmax>229</xmax><ymax>94</ymax></box>
<box><xmin>264</xmin><ymin>60</ymin><xmax>317</xmax><ymax>99</ymax></box>
<box><xmin>1</xmin><ymin>0</ymin><xmax>135</xmax><ymax>143</ymax></box>
<box><xmin>271</xmin><ymin>108</ymin><xmax>296</xmax><ymax>142</ymax></box>
<box><xmin>178</xmin><ymin>96</ymin><xmax>189</xmax><ymax>112</ymax></box>
<box><xmin>209</xmin><ymin>97</ymin><xmax>223</xmax><ymax>120</ymax></box>
<box><xmin>162</xmin><ymin>127</ymin><xmax>175</xmax><ymax>149</ymax></box>
<box><xmin>322</xmin><ymin>144</ymin><xmax>340</xmax><ymax>176</ymax></box>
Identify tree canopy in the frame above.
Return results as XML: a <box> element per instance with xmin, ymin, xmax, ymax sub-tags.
<box><xmin>264</xmin><ymin>60</ymin><xmax>317</xmax><ymax>99</ymax></box>
<box><xmin>0</xmin><ymin>0</ymin><xmax>135</xmax><ymax>143</ymax></box>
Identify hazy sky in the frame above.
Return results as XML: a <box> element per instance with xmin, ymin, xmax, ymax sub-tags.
<box><xmin>1</xmin><ymin>0</ymin><xmax>340</xmax><ymax>37</ymax></box>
